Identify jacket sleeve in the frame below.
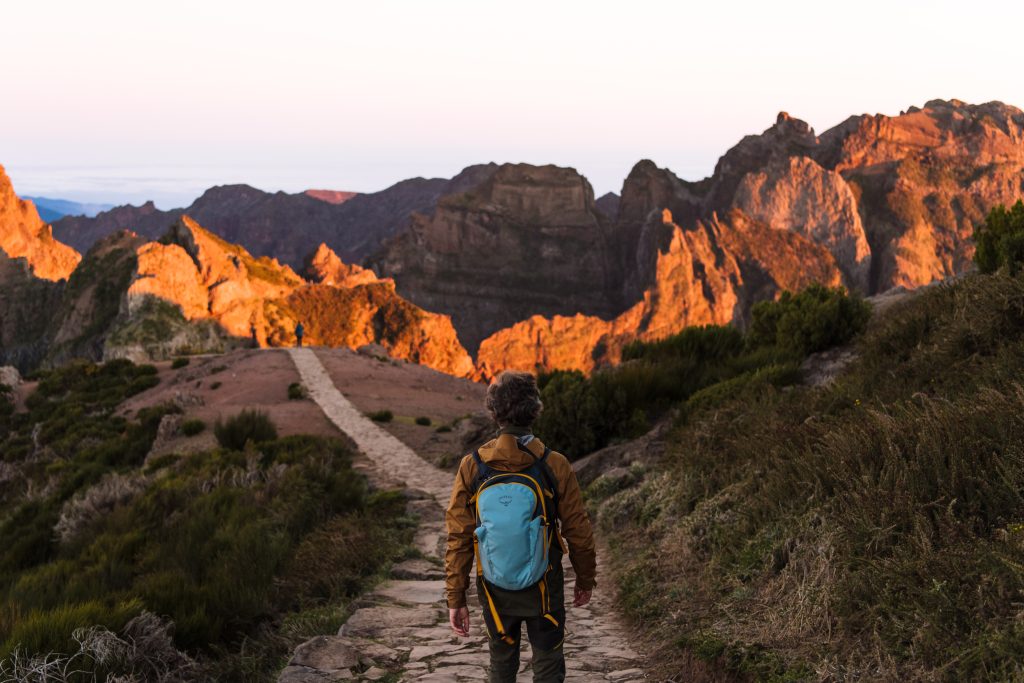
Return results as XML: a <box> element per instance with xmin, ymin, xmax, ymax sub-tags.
<box><xmin>444</xmin><ymin>455</ymin><xmax>477</xmax><ymax>609</ymax></box>
<box><xmin>552</xmin><ymin>453</ymin><xmax>598</xmax><ymax>591</ymax></box>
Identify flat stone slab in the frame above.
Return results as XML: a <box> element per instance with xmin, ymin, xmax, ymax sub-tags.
<box><xmin>372</xmin><ymin>580</ymin><xmax>447</xmax><ymax>604</ymax></box>
<box><xmin>290</xmin><ymin>635</ymin><xmax>359</xmax><ymax>671</ymax></box>
<box><xmin>391</xmin><ymin>558</ymin><xmax>446</xmax><ymax>581</ymax></box>
<box><xmin>340</xmin><ymin>604</ymin><xmax>440</xmax><ymax>637</ymax></box>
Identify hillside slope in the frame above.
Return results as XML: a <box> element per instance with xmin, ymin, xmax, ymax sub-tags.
<box><xmin>584</xmin><ymin>271</ymin><xmax>1024</xmax><ymax>680</ymax></box>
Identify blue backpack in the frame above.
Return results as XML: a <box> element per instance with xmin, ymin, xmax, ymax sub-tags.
<box><xmin>471</xmin><ymin>444</ymin><xmax>561</xmax><ymax>641</ymax></box>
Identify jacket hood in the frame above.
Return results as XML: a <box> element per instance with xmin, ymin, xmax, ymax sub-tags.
<box><xmin>477</xmin><ymin>434</ymin><xmax>547</xmax><ymax>471</ymax></box>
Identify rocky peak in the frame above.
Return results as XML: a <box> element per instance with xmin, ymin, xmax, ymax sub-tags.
<box><xmin>372</xmin><ymin>162</ymin><xmax>623</xmax><ymax>352</ymax></box>
<box><xmin>816</xmin><ymin>99</ymin><xmax>1024</xmax><ymax>171</ymax></box>
<box><xmin>304</xmin><ymin>243</ymin><xmax>381</xmax><ymax>287</ymax></box>
<box><xmin>0</xmin><ymin>165</ymin><xmax>81</xmax><ymax>281</ymax></box>
<box><xmin>304</xmin><ymin>189</ymin><xmax>358</xmax><ymax>205</ymax></box>
<box><xmin>166</xmin><ymin>216</ymin><xmax>302</xmax><ymax>290</ymax></box>
<box><xmin>442</xmin><ymin>163</ymin><xmax>600</xmax><ymax>226</ymax></box>
<box><xmin>706</xmin><ymin>112</ymin><xmax>820</xmax><ymax>209</ymax></box>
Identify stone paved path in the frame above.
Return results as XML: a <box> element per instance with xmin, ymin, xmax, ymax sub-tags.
<box><xmin>280</xmin><ymin>348</ymin><xmax>648</xmax><ymax>682</ymax></box>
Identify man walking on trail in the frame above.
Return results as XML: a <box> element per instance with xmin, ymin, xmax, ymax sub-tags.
<box><xmin>295</xmin><ymin>321</ymin><xmax>304</xmax><ymax>347</ymax></box>
<box><xmin>445</xmin><ymin>371</ymin><xmax>597</xmax><ymax>682</ymax></box>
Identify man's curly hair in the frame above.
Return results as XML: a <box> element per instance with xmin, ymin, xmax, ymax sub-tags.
<box><xmin>485</xmin><ymin>371</ymin><xmax>543</xmax><ymax>427</ymax></box>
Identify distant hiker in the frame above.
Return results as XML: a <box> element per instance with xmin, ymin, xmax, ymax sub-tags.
<box><xmin>445</xmin><ymin>371</ymin><xmax>596</xmax><ymax>683</ymax></box>
<box><xmin>295</xmin><ymin>321</ymin><xmax>304</xmax><ymax>347</ymax></box>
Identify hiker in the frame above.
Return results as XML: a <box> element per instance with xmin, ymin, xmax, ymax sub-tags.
<box><xmin>295</xmin><ymin>321</ymin><xmax>304</xmax><ymax>347</ymax></box>
<box><xmin>445</xmin><ymin>371</ymin><xmax>596</xmax><ymax>683</ymax></box>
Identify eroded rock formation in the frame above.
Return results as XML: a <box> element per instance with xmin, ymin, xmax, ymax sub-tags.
<box><xmin>0</xmin><ymin>165</ymin><xmax>80</xmax><ymax>281</ymax></box>
<box><xmin>371</xmin><ymin>164</ymin><xmax>625</xmax><ymax>352</ymax></box>
<box><xmin>473</xmin><ymin>100</ymin><xmax>1024</xmax><ymax>376</ymax></box>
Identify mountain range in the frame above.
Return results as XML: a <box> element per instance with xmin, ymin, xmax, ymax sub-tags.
<box><xmin>2</xmin><ymin>98</ymin><xmax>1022</xmax><ymax>378</ymax></box>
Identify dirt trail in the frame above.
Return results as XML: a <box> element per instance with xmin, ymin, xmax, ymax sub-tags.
<box><xmin>279</xmin><ymin>348</ymin><xmax>648</xmax><ymax>682</ymax></box>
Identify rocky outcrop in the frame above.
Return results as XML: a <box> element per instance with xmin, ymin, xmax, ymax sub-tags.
<box><xmin>304</xmin><ymin>243</ymin><xmax>382</xmax><ymax>287</ymax></box>
<box><xmin>474</xmin><ymin>100</ymin><xmax>1024</xmax><ymax>377</ymax></box>
<box><xmin>707</xmin><ymin>100</ymin><xmax>1024</xmax><ymax>292</ymax></box>
<box><xmin>0</xmin><ymin>165</ymin><xmax>81</xmax><ymax>281</ymax></box>
<box><xmin>731</xmin><ymin>156</ymin><xmax>871</xmax><ymax>290</ymax></box>
<box><xmin>371</xmin><ymin>163</ymin><xmax>625</xmax><ymax>352</ymax></box>
<box><xmin>477</xmin><ymin>205</ymin><xmax>840</xmax><ymax>376</ymax></box>
<box><xmin>47</xmin><ymin>217</ymin><xmax>471</xmax><ymax>375</ymax></box>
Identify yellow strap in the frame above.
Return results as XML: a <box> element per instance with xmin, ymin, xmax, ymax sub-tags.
<box><xmin>544</xmin><ymin>613</ymin><xmax>560</xmax><ymax>627</ymax></box>
<box><xmin>480</xmin><ymin>578</ymin><xmax>509</xmax><ymax>639</ymax></box>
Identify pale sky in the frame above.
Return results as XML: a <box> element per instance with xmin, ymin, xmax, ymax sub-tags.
<box><xmin>2</xmin><ymin>0</ymin><xmax>1021</xmax><ymax>208</ymax></box>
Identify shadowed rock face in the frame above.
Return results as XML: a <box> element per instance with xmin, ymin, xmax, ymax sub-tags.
<box><xmin>0</xmin><ymin>251</ymin><xmax>65</xmax><ymax>371</ymax></box>
<box><xmin>0</xmin><ymin>165</ymin><xmax>80</xmax><ymax>281</ymax></box>
<box><xmin>371</xmin><ymin>163</ymin><xmax>626</xmax><ymax>352</ymax></box>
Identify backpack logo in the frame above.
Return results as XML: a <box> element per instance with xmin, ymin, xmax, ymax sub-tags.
<box><xmin>499</xmin><ymin>495</ymin><xmax>513</xmax><ymax>506</ymax></box>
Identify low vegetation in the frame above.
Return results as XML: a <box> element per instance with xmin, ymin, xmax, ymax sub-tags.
<box><xmin>537</xmin><ymin>285</ymin><xmax>869</xmax><ymax>458</ymax></box>
<box><xmin>171</xmin><ymin>357</ymin><xmax>190</xmax><ymax>369</ymax></box>
<box><xmin>596</xmin><ymin>272</ymin><xmax>1024</xmax><ymax>680</ymax></box>
<box><xmin>368</xmin><ymin>409</ymin><xmax>394</xmax><ymax>423</ymax></box>
<box><xmin>0</xmin><ymin>360</ymin><xmax>413</xmax><ymax>681</ymax></box>
<box><xmin>415</xmin><ymin>416</ymin><xmax>431</xmax><ymax>426</ymax></box>
<box><xmin>214</xmin><ymin>409</ymin><xmax>278</xmax><ymax>450</ymax></box>
<box><xmin>181</xmin><ymin>418</ymin><xmax>205</xmax><ymax>436</ymax></box>
<box><xmin>974</xmin><ymin>199</ymin><xmax>1024</xmax><ymax>274</ymax></box>
<box><xmin>287</xmin><ymin>382</ymin><xmax>308</xmax><ymax>400</ymax></box>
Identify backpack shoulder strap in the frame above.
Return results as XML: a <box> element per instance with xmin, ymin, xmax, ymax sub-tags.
<box><xmin>515</xmin><ymin>442</ymin><xmax>559</xmax><ymax>516</ymax></box>
<box><xmin>535</xmin><ymin>447</ymin><xmax>559</xmax><ymax>515</ymax></box>
<box><xmin>470</xmin><ymin>450</ymin><xmax>495</xmax><ymax>493</ymax></box>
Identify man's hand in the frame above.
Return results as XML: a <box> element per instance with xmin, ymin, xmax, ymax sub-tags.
<box><xmin>573</xmin><ymin>585</ymin><xmax>592</xmax><ymax>607</ymax></box>
<box><xmin>449</xmin><ymin>606</ymin><xmax>470</xmax><ymax>637</ymax></box>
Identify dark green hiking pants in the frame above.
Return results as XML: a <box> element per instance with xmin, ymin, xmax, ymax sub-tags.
<box><xmin>482</xmin><ymin>608</ymin><xmax>566</xmax><ymax>683</ymax></box>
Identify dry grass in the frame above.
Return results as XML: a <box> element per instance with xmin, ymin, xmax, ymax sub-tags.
<box><xmin>596</xmin><ymin>272</ymin><xmax>1024</xmax><ymax>681</ymax></box>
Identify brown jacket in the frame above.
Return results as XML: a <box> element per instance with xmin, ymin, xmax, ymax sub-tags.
<box><xmin>444</xmin><ymin>431</ymin><xmax>597</xmax><ymax>609</ymax></box>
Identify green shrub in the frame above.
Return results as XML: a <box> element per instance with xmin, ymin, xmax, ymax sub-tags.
<box><xmin>536</xmin><ymin>325</ymin><xmax>801</xmax><ymax>459</ymax></box>
<box><xmin>214</xmin><ymin>410</ymin><xmax>278</xmax><ymax>450</ymax></box>
<box><xmin>210</xmin><ymin>381</ymin><xmax>222</xmax><ymax>390</ymax></box>
<box><xmin>287</xmin><ymin>382</ymin><xmax>307</xmax><ymax>400</ymax></box>
<box><xmin>415</xmin><ymin>416</ymin><xmax>431</xmax><ymax>426</ymax></box>
<box><xmin>170</xmin><ymin>357</ymin><xmax>189</xmax><ymax>370</ymax></box>
<box><xmin>435</xmin><ymin>424</ymin><xmax>453</xmax><ymax>433</ymax></box>
<box><xmin>181</xmin><ymin>419</ymin><xmax>205</xmax><ymax>437</ymax></box>
<box><xmin>748</xmin><ymin>284</ymin><xmax>871</xmax><ymax>355</ymax></box>
<box><xmin>368</xmin><ymin>410</ymin><xmax>393</xmax><ymax>423</ymax></box>
<box><xmin>974</xmin><ymin>200</ymin><xmax>1024</xmax><ymax>275</ymax></box>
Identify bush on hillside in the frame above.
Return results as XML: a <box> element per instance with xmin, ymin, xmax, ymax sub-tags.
<box><xmin>415</xmin><ymin>416</ymin><xmax>431</xmax><ymax>426</ymax></box>
<box><xmin>747</xmin><ymin>284</ymin><xmax>871</xmax><ymax>355</ymax></box>
<box><xmin>171</xmin><ymin>357</ymin><xmax>190</xmax><ymax>370</ymax></box>
<box><xmin>0</xmin><ymin>430</ymin><xmax>412</xmax><ymax>679</ymax></box>
<box><xmin>214</xmin><ymin>410</ymin><xmax>278</xmax><ymax>450</ymax></box>
<box><xmin>368</xmin><ymin>409</ymin><xmax>393</xmax><ymax>423</ymax></box>
<box><xmin>181</xmin><ymin>418</ymin><xmax>205</xmax><ymax>437</ymax></box>
<box><xmin>974</xmin><ymin>200</ymin><xmax>1024</xmax><ymax>274</ymax></box>
<box><xmin>536</xmin><ymin>324</ymin><xmax>805</xmax><ymax>459</ymax></box>
<box><xmin>287</xmin><ymin>382</ymin><xmax>307</xmax><ymax>400</ymax></box>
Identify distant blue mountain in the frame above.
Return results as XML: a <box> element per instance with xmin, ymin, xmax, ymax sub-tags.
<box><xmin>25</xmin><ymin>196</ymin><xmax>114</xmax><ymax>222</ymax></box>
